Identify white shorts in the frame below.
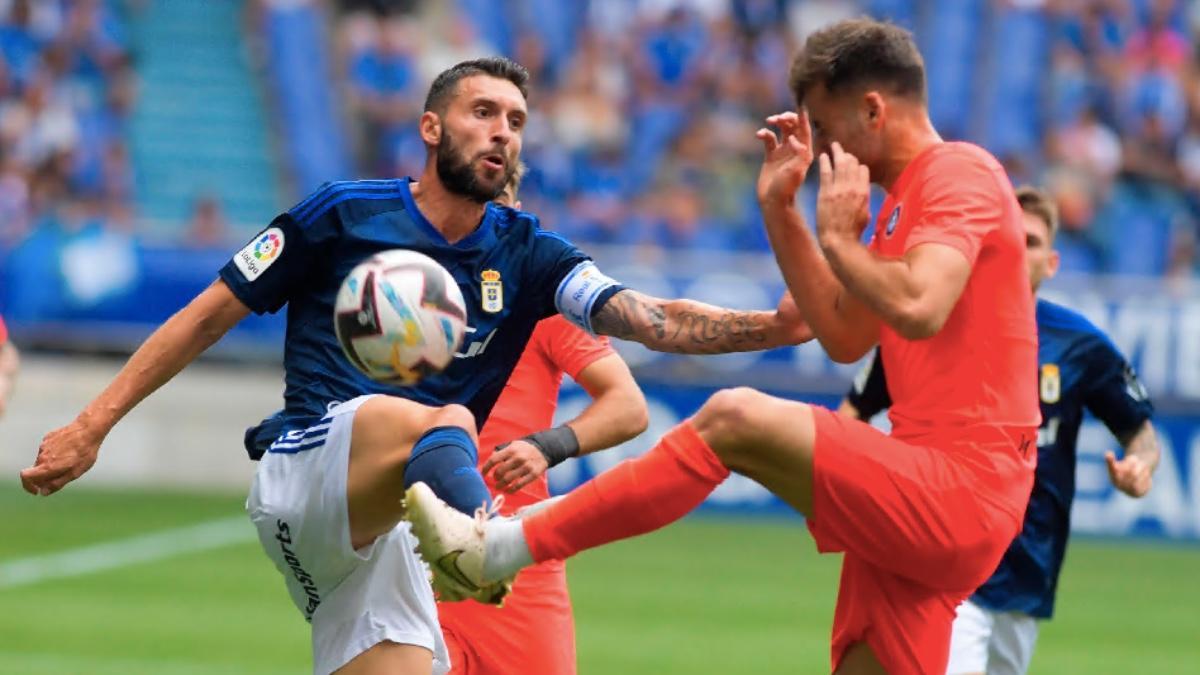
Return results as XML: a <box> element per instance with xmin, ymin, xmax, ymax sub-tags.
<box><xmin>246</xmin><ymin>395</ymin><xmax>449</xmax><ymax>675</ymax></box>
<box><xmin>946</xmin><ymin>599</ymin><xmax>1039</xmax><ymax>675</ymax></box>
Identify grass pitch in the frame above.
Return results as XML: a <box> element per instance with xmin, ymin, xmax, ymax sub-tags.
<box><xmin>0</xmin><ymin>486</ymin><xmax>1196</xmax><ymax>673</ymax></box>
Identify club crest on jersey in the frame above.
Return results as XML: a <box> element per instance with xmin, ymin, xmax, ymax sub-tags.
<box><xmin>1040</xmin><ymin>363</ymin><xmax>1061</xmax><ymax>404</ymax></box>
<box><xmin>481</xmin><ymin>269</ymin><xmax>503</xmax><ymax>313</ymax></box>
<box><xmin>885</xmin><ymin>204</ymin><xmax>902</xmax><ymax>237</ymax></box>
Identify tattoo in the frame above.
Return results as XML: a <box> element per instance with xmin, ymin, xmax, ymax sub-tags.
<box><xmin>593</xmin><ymin>290</ymin><xmax>663</xmax><ymax>341</ymax></box>
<box><xmin>671</xmin><ymin>311</ymin><xmax>768</xmax><ymax>352</ymax></box>
<box><xmin>593</xmin><ymin>290</ymin><xmax>772</xmax><ymax>354</ymax></box>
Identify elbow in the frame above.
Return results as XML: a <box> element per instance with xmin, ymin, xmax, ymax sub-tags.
<box><xmin>891</xmin><ymin>302</ymin><xmax>946</xmax><ymax>341</ymax></box>
<box><xmin>620</xmin><ymin>392</ymin><xmax>651</xmax><ymax>440</ymax></box>
<box><xmin>822</xmin><ymin>338</ymin><xmax>871</xmax><ymax>364</ymax></box>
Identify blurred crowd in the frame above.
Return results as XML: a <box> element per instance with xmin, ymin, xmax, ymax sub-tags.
<box><xmin>336</xmin><ymin>0</ymin><xmax>1200</xmax><ymax>279</ymax></box>
<box><xmin>3</xmin><ymin>0</ymin><xmax>1200</xmax><ymax>282</ymax></box>
<box><xmin>0</xmin><ymin>0</ymin><xmax>135</xmax><ymax>248</ymax></box>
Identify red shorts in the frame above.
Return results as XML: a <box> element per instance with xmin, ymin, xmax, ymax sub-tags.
<box><xmin>439</xmin><ymin>561</ymin><xmax>576</xmax><ymax>674</ymax></box>
<box><xmin>807</xmin><ymin>407</ymin><xmax>1035</xmax><ymax>674</ymax></box>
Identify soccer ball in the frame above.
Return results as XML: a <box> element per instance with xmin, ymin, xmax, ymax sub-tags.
<box><xmin>334</xmin><ymin>250</ymin><xmax>468</xmax><ymax>385</ymax></box>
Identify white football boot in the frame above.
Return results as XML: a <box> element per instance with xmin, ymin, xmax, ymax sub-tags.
<box><xmin>404</xmin><ymin>482</ymin><xmax>514</xmax><ymax>605</ymax></box>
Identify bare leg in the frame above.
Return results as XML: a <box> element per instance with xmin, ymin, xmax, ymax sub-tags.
<box><xmin>347</xmin><ymin>396</ymin><xmax>477</xmax><ymax>549</ymax></box>
<box><xmin>334</xmin><ymin>641</ymin><xmax>433</xmax><ymax>674</ymax></box>
<box><xmin>691</xmin><ymin>387</ymin><xmax>817</xmax><ymax>516</ymax></box>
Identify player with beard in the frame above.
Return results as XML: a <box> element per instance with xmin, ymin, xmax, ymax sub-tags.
<box><xmin>403</xmin><ymin>21</ymin><xmax>1040</xmax><ymax>675</ymax></box>
<box><xmin>22</xmin><ymin>57</ymin><xmax>811</xmax><ymax>675</ymax></box>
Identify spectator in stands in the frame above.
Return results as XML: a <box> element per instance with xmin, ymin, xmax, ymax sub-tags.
<box><xmin>185</xmin><ymin>193</ymin><xmax>230</xmax><ymax>249</ymax></box>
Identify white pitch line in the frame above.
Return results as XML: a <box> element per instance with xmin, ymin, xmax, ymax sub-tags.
<box><xmin>0</xmin><ymin>516</ymin><xmax>255</xmax><ymax>590</ymax></box>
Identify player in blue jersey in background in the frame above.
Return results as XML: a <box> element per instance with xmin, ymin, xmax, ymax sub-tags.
<box><xmin>839</xmin><ymin>186</ymin><xmax>1160</xmax><ymax>675</ymax></box>
<box><xmin>22</xmin><ymin>57</ymin><xmax>810</xmax><ymax>675</ymax></box>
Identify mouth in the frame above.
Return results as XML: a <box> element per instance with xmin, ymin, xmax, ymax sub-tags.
<box><xmin>480</xmin><ymin>154</ymin><xmax>505</xmax><ymax>172</ymax></box>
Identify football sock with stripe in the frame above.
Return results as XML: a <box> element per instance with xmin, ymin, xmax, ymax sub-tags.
<box><xmin>403</xmin><ymin>426</ymin><xmax>491</xmax><ymax>516</ymax></box>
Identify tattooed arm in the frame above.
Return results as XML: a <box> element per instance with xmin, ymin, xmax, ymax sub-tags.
<box><xmin>591</xmin><ymin>289</ymin><xmax>812</xmax><ymax>354</ymax></box>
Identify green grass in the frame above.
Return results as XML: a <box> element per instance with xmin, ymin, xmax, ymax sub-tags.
<box><xmin>0</xmin><ymin>486</ymin><xmax>1197</xmax><ymax>674</ymax></box>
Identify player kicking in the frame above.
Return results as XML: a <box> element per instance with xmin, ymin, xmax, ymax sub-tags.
<box><xmin>438</xmin><ymin>166</ymin><xmax>649</xmax><ymax>674</ymax></box>
<box><xmin>21</xmin><ymin>57</ymin><xmax>808</xmax><ymax>675</ymax></box>
<box><xmin>840</xmin><ymin>186</ymin><xmax>1159</xmax><ymax>675</ymax></box>
<box><xmin>404</xmin><ymin>19</ymin><xmax>1038</xmax><ymax>674</ymax></box>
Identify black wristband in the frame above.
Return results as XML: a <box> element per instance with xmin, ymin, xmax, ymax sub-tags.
<box><xmin>523</xmin><ymin>425</ymin><xmax>581</xmax><ymax>468</ymax></box>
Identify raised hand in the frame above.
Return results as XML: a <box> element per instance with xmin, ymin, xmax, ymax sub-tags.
<box><xmin>1105</xmin><ymin>450</ymin><xmax>1153</xmax><ymax>498</ymax></box>
<box><xmin>21</xmin><ymin>418</ymin><xmax>105</xmax><ymax>496</ymax></box>
<box><xmin>756</xmin><ymin>111</ymin><xmax>815</xmax><ymax>206</ymax></box>
<box><xmin>816</xmin><ymin>142</ymin><xmax>871</xmax><ymax>248</ymax></box>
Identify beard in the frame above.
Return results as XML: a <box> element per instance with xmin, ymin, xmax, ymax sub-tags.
<box><xmin>435</xmin><ymin>130</ymin><xmax>513</xmax><ymax>204</ymax></box>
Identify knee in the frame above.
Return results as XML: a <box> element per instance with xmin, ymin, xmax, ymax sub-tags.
<box><xmin>431</xmin><ymin>404</ymin><xmax>477</xmax><ymax>439</ymax></box>
<box><xmin>692</xmin><ymin>387</ymin><xmax>766</xmax><ymax>453</ymax></box>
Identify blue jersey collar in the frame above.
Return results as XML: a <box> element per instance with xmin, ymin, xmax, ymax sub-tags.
<box><xmin>400</xmin><ymin>178</ymin><xmax>495</xmax><ymax>250</ymax></box>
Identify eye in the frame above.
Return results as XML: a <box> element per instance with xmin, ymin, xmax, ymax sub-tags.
<box><xmin>475</xmin><ymin>107</ymin><xmax>491</xmax><ymax>118</ymax></box>
<box><xmin>510</xmin><ymin>116</ymin><xmax>525</xmax><ymax>131</ymax></box>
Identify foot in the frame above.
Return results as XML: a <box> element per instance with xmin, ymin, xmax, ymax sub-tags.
<box><xmin>404</xmin><ymin>482</ymin><xmax>514</xmax><ymax>605</ymax></box>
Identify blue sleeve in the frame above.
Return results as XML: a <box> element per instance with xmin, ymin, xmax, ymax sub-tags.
<box><xmin>218</xmin><ymin>187</ymin><xmax>343</xmax><ymax>315</ymax></box>
<box><xmin>1082</xmin><ymin>336</ymin><xmax>1154</xmax><ymax>437</ymax></box>
<box><xmin>530</xmin><ymin>229</ymin><xmax>625</xmax><ymax>331</ymax></box>
<box><xmin>845</xmin><ymin>347</ymin><xmax>891</xmax><ymax>420</ymax></box>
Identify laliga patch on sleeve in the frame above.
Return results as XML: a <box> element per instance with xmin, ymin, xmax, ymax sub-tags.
<box><xmin>233</xmin><ymin>227</ymin><xmax>285</xmax><ymax>281</ymax></box>
<box><xmin>555</xmin><ymin>261</ymin><xmax>620</xmax><ymax>334</ymax></box>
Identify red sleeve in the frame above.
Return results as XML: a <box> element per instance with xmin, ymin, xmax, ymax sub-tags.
<box><xmin>0</xmin><ymin>315</ymin><xmax>8</xmax><ymax>345</ymax></box>
<box><xmin>536</xmin><ymin>315</ymin><xmax>614</xmax><ymax>380</ymax></box>
<box><xmin>904</xmin><ymin>150</ymin><xmax>1008</xmax><ymax>266</ymax></box>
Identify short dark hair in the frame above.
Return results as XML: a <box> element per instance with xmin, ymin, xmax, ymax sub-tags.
<box><xmin>1015</xmin><ymin>186</ymin><xmax>1059</xmax><ymax>241</ymax></box>
<box><xmin>423</xmin><ymin>57</ymin><xmax>530</xmax><ymax>113</ymax></box>
<box><xmin>789</xmin><ymin>18</ymin><xmax>926</xmax><ymax>107</ymax></box>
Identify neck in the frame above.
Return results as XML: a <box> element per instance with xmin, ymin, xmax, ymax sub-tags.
<box><xmin>877</xmin><ymin>112</ymin><xmax>942</xmax><ymax>192</ymax></box>
<box><xmin>410</xmin><ymin>166</ymin><xmax>487</xmax><ymax>244</ymax></box>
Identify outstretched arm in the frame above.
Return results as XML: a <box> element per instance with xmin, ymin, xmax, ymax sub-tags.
<box><xmin>21</xmin><ymin>279</ymin><xmax>251</xmax><ymax>495</ymax></box>
<box><xmin>590</xmin><ymin>289</ymin><xmax>812</xmax><ymax>355</ymax></box>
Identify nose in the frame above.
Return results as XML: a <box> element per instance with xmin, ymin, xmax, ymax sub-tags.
<box><xmin>490</xmin><ymin>118</ymin><xmax>513</xmax><ymax>147</ymax></box>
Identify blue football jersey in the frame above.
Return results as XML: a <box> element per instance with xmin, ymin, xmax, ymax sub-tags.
<box><xmin>972</xmin><ymin>299</ymin><xmax>1152</xmax><ymax>618</ymax></box>
<box><xmin>219</xmin><ymin>178</ymin><xmax>623</xmax><ymax>459</ymax></box>
<box><xmin>844</xmin><ymin>299</ymin><xmax>1153</xmax><ymax>618</ymax></box>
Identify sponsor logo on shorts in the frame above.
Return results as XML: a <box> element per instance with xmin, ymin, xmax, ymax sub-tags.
<box><xmin>234</xmin><ymin>227</ymin><xmax>285</xmax><ymax>281</ymax></box>
<box><xmin>435</xmin><ymin>550</ymin><xmax>480</xmax><ymax>592</ymax></box>
<box><xmin>276</xmin><ymin>519</ymin><xmax>321</xmax><ymax>621</ymax></box>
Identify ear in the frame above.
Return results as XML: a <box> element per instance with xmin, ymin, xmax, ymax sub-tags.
<box><xmin>1046</xmin><ymin>249</ymin><xmax>1061</xmax><ymax>280</ymax></box>
<box><xmin>419</xmin><ymin>111</ymin><xmax>441</xmax><ymax>147</ymax></box>
<box><xmin>863</xmin><ymin>91</ymin><xmax>885</xmax><ymax>128</ymax></box>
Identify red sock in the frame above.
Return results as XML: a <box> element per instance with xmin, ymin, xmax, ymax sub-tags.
<box><xmin>523</xmin><ymin>421</ymin><xmax>730</xmax><ymax>562</ymax></box>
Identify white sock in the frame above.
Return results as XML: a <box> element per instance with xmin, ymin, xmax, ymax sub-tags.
<box><xmin>513</xmin><ymin>495</ymin><xmax>563</xmax><ymax>519</ymax></box>
<box><xmin>483</xmin><ymin>517</ymin><xmax>533</xmax><ymax>581</ymax></box>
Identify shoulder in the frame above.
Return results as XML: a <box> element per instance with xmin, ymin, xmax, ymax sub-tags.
<box><xmin>287</xmin><ymin>179</ymin><xmax>407</xmax><ymax>229</ymax></box>
<box><xmin>1036</xmin><ymin>298</ymin><xmax>1118</xmax><ymax>356</ymax></box>
<box><xmin>494</xmin><ymin>204</ymin><xmax>581</xmax><ymax>252</ymax></box>
<box><xmin>917</xmin><ymin>143</ymin><xmax>1005</xmax><ymax>189</ymax></box>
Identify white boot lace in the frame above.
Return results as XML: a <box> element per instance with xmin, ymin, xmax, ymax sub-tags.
<box><xmin>472</xmin><ymin>494</ymin><xmax>505</xmax><ymax>536</ymax></box>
